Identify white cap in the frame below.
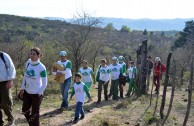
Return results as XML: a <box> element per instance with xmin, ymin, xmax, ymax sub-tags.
<box><xmin>118</xmin><ymin>55</ymin><xmax>124</xmax><ymax>60</ymax></box>
<box><xmin>112</xmin><ymin>56</ymin><xmax>118</xmax><ymax>60</ymax></box>
<box><xmin>155</xmin><ymin>57</ymin><xmax>161</xmax><ymax>62</ymax></box>
<box><xmin>60</xmin><ymin>51</ymin><xmax>67</xmax><ymax>56</ymax></box>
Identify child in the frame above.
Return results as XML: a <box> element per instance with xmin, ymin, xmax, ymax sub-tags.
<box><xmin>70</xmin><ymin>73</ymin><xmax>92</xmax><ymax>124</ymax></box>
<box><xmin>96</xmin><ymin>59</ymin><xmax>110</xmax><ymax>103</ymax></box>
<box><xmin>126</xmin><ymin>61</ymin><xmax>139</xmax><ymax>97</ymax></box>
<box><xmin>78</xmin><ymin>60</ymin><xmax>94</xmax><ymax>101</ymax></box>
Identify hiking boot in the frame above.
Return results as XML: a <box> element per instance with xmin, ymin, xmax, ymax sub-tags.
<box><xmin>96</xmin><ymin>101</ymin><xmax>101</xmax><ymax>104</ymax></box>
<box><xmin>72</xmin><ymin>119</ymin><xmax>79</xmax><ymax>124</ymax></box>
<box><xmin>80</xmin><ymin>115</ymin><xmax>85</xmax><ymax>120</ymax></box>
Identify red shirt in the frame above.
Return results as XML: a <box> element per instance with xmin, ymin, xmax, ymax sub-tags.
<box><xmin>154</xmin><ymin>63</ymin><xmax>166</xmax><ymax>76</ymax></box>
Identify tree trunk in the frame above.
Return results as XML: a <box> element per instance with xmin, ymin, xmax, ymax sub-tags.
<box><xmin>160</xmin><ymin>52</ymin><xmax>173</xmax><ymax>119</ymax></box>
<box><xmin>183</xmin><ymin>57</ymin><xmax>193</xmax><ymax>126</ymax></box>
<box><xmin>162</xmin><ymin>59</ymin><xmax>176</xmax><ymax>125</ymax></box>
<box><xmin>140</xmin><ymin>40</ymin><xmax>147</xmax><ymax>94</ymax></box>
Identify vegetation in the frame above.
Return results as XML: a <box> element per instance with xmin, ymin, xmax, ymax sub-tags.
<box><xmin>1</xmin><ymin>14</ymin><xmax>194</xmax><ymax>126</ymax></box>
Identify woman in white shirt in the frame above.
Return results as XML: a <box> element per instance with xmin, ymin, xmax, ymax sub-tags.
<box><xmin>19</xmin><ymin>47</ymin><xmax>47</xmax><ymax>126</ymax></box>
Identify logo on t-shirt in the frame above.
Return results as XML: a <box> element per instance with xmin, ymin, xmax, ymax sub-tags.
<box><xmin>112</xmin><ymin>68</ymin><xmax>118</xmax><ymax>72</ymax></box>
<box><xmin>26</xmin><ymin>69</ymin><xmax>35</xmax><ymax>76</ymax></box>
<box><xmin>76</xmin><ymin>88</ymin><xmax>81</xmax><ymax>93</ymax></box>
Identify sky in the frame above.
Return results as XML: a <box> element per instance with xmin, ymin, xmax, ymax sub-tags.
<box><xmin>0</xmin><ymin>0</ymin><xmax>193</xmax><ymax>19</ymax></box>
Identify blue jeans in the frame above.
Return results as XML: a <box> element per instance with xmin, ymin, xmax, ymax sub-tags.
<box><xmin>60</xmin><ymin>77</ymin><xmax>72</xmax><ymax>108</ymax></box>
<box><xmin>74</xmin><ymin>102</ymin><xmax>84</xmax><ymax>120</ymax></box>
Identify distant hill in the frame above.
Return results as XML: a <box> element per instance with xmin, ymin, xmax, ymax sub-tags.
<box><xmin>45</xmin><ymin>17</ymin><xmax>194</xmax><ymax>31</ymax></box>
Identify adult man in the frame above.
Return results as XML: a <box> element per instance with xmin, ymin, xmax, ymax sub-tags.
<box><xmin>109</xmin><ymin>57</ymin><xmax>123</xmax><ymax>100</ymax></box>
<box><xmin>52</xmin><ymin>51</ymin><xmax>72</xmax><ymax>110</ymax></box>
<box><xmin>0</xmin><ymin>51</ymin><xmax>16</xmax><ymax>126</ymax></box>
<box><xmin>146</xmin><ymin>56</ymin><xmax>153</xmax><ymax>91</ymax></box>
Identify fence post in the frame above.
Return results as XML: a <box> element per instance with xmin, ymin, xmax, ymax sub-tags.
<box><xmin>160</xmin><ymin>52</ymin><xmax>173</xmax><ymax>119</ymax></box>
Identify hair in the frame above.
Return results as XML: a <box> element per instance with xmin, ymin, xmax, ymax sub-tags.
<box><xmin>82</xmin><ymin>60</ymin><xmax>88</xmax><ymax>64</ymax></box>
<box><xmin>148</xmin><ymin>56</ymin><xmax>152</xmax><ymax>58</ymax></box>
<box><xmin>31</xmin><ymin>47</ymin><xmax>42</xmax><ymax>57</ymax></box>
<box><xmin>75</xmin><ymin>73</ymin><xmax>82</xmax><ymax>78</ymax></box>
<box><xmin>129</xmin><ymin>61</ymin><xmax>134</xmax><ymax>65</ymax></box>
<box><xmin>101</xmin><ymin>59</ymin><xmax>107</xmax><ymax>63</ymax></box>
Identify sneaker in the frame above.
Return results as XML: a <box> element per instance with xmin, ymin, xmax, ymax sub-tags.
<box><xmin>58</xmin><ymin>107</ymin><xmax>65</xmax><ymax>112</ymax></box>
<box><xmin>96</xmin><ymin>101</ymin><xmax>101</xmax><ymax>104</ymax></box>
<box><xmin>80</xmin><ymin>115</ymin><xmax>85</xmax><ymax>120</ymax></box>
<box><xmin>72</xmin><ymin>119</ymin><xmax>79</xmax><ymax>124</ymax></box>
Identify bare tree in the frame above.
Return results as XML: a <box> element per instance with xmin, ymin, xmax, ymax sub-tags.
<box><xmin>60</xmin><ymin>11</ymin><xmax>101</xmax><ymax>72</ymax></box>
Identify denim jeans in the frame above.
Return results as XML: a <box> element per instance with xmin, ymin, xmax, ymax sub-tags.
<box><xmin>74</xmin><ymin>102</ymin><xmax>84</xmax><ymax>120</ymax></box>
<box><xmin>60</xmin><ymin>77</ymin><xmax>72</xmax><ymax>108</ymax></box>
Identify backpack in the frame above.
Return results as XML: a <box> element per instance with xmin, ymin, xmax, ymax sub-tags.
<box><xmin>0</xmin><ymin>51</ymin><xmax>7</xmax><ymax>68</ymax></box>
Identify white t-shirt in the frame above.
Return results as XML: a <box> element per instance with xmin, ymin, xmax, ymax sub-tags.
<box><xmin>109</xmin><ymin>64</ymin><xmax>122</xmax><ymax>80</ymax></box>
<box><xmin>21</xmin><ymin>61</ymin><xmax>47</xmax><ymax>94</ymax></box>
<box><xmin>57</xmin><ymin>60</ymin><xmax>72</xmax><ymax>80</ymax></box>
<box><xmin>73</xmin><ymin>82</ymin><xmax>88</xmax><ymax>103</ymax></box>
<box><xmin>79</xmin><ymin>67</ymin><xmax>93</xmax><ymax>83</ymax></box>
<box><xmin>127</xmin><ymin>66</ymin><xmax>137</xmax><ymax>79</ymax></box>
<box><xmin>97</xmin><ymin>65</ymin><xmax>110</xmax><ymax>82</ymax></box>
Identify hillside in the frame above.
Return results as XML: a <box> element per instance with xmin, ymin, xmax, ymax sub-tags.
<box><xmin>0</xmin><ymin>14</ymin><xmax>176</xmax><ymax>70</ymax></box>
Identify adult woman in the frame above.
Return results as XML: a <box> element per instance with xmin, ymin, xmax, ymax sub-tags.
<box><xmin>19</xmin><ymin>47</ymin><xmax>47</xmax><ymax>126</ymax></box>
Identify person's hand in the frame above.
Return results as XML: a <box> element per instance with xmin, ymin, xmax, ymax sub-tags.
<box><xmin>52</xmin><ymin>67</ymin><xmax>57</xmax><ymax>72</ymax></box>
<box><xmin>6</xmin><ymin>80</ymin><xmax>13</xmax><ymax>89</ymax></box>
<box><xmin>56</xmin><ymin>72</ymin><xmax>62</xmax><ymax>75</ymax></box>
<box><xmin>19</xmin><ymin>90</ymin><xmax>24</xmax><ymax>99</ymax></box>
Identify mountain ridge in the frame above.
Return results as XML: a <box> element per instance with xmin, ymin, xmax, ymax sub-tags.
<box><xmin>44</xmin><ymin>17</ymin><xmax>194</xmax><ymax>31</ymax></box>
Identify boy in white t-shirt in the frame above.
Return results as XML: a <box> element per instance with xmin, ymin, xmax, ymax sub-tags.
<box><xmin>70</xmin><ymin>73</ymin><xmax>92</xmax><ymax>124</ymax></box>
<box><xmin>96</xmin><ymin>59</ymin><xmax>110</xmax><ymax>104</ymax></box>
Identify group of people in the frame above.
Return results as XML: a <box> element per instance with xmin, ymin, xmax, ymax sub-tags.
<box><xmin>0</xmin><ymin>48</ymin><xmax>166</xmax><ymax>126</ymax></box>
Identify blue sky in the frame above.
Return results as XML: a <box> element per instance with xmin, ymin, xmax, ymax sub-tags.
<box><xmin>0</xmin><ymin>0</ymin><xmax>193</xmax><ymax>19</ymax></box>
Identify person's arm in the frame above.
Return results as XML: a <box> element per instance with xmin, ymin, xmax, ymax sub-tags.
<box><xmin>123</xmin><ymin>64</ymin><xmax>126</xmax><ymax>73</ymax></box>
<box><xmin>4</xmin><ymin>53</ymin><xmax>16</xmax><ymax>80</ymax></box>
<box><xmin>120</xmin><ymin>67</ymin><xmax>123</xmax><ymax>74</ymax></box>
<box><xmin>66</xmin><ymin>61</ymin><xmax>72</xmax><ymax>69</ymax></box>
<box><xmin>70</xmin><ymin>87</ymin><xmax>75</xmax><ymax>98</ymax></box>
<box><xmin>161</xmin><ymin>64</ymin><xmax>166</xmax><ymax>73</ymax></box>
<box><xmin>84</xmin><ymin>85</ymin><xmax>91</xmax><ymax>99</ymax></box>
<box><xmin>38</xmin><ymin>68</ymin><xmax>47</xmax><ymax>95</ymax></box>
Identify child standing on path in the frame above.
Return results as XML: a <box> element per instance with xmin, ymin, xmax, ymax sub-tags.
<box><xmin>96</xmin><ymin>59</ymin><xmax>110</xmax><ymax>104</ymax></box>
<box><xmin>78</xmin><ymin>60</ymin><xmax>94</xmax><ymax>101</ymax></box>
<box><xmin>126</xmin><ymin>61</ymin><xmax>139</xmax><ymax>97</ymax></box>
<box><xmin>70</xmin><ymin>73</ymin><xmax>92</xmax><ymax>124</ymax></box>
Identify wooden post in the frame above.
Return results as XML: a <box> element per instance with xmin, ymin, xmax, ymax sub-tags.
<box><xmin>140</xmin><ymin>40</ymin><xmax>147</xmax><ymax>94</ymax></box>
<box><xmin>160</xmin><ymin>52</ymin><xmax>173</xmax><ymax>119</ymax></box>
<box><xmin>162</xmin><ymin>59</ymin><xmax>176</xmax><ymax>125</ymax></box>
